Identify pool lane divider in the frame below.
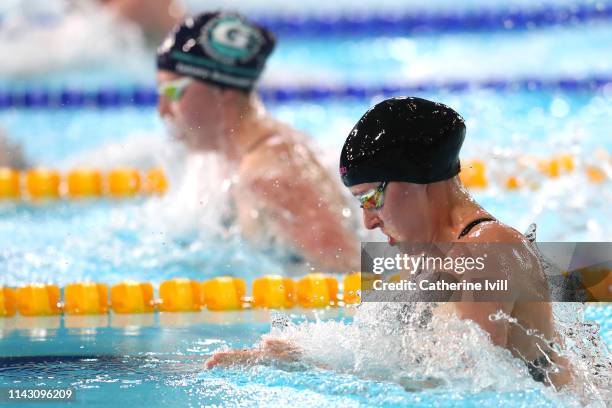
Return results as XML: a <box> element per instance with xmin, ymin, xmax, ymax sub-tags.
<box><xmin>0</xmin><ymin>273</ymin><xmax>364</xmax><ymax>318</ymax></box>
<box><xmin>1</xmin><ymin>76</ymin><xmax>611</xmax><ymax>109</ymax></box>
<box><xmin>252</xmin><ymin>2</ymin><xmax>612</xmax><ymax>37</ymax></box>
<box><xmin>3</xmin><ymin>2</ymin><xmax>610</xmax><ymax>38</ymax></box>
<box><xmin>1</xmin><ymin>270</ymin><xmax>609</xmax><ymax>323</ymax></box>
<box><xmin>0</xmin><ymin>167</ymin><xmax>167</xmax><ymax>200</ymax></box>
<box><xmin>1</xmin><ymin>153</ymin><xmax>609</xmax><ymax>202</ymax></box>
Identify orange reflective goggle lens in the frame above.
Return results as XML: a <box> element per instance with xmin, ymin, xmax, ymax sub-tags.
<box><xmin>357</xmin><ymin>181</ymin><xmax>388</xmax><ymax>210</ymax></box>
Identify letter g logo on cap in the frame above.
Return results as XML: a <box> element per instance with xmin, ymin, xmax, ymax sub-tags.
<box><xmin>200</xmin><ymin>15</ymin><xmax>263</xmax><ymax>64</ymax></box>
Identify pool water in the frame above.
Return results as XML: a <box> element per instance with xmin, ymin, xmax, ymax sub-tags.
<box><xmin>1</xmin><ymin>0</ymin><xmax>611</xmax><ymax>407</ymax></box>
<box><xmin>0</xmin><ymin>306</ymin><xmax>610</xmax><ymax>407</ymax></box>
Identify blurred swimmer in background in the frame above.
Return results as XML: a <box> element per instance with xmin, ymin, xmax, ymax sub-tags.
<box><xmin>0</xmin><ymin>130</ymin><xmax>27</xmax><ymax>169</ymax></box>
<box><xmin>156</xmin><ymin>11</ymin><xmax>360</xmax><ymax>273</ymax></box>
<box><xmin>101</xmin><ymin>0</ymin><xmax>184</xmax><ymax>43</ymax></box>
<box><xmin>0</xmin><ymin>0</ymin><xmax>183</xmax><ymax>77</ymax></box>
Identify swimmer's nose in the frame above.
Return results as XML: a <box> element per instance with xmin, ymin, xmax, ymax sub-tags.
<box><xmin>363</xmin><ymin>209</ymin><xmax>381</xmax><ymax>230</ymax></box>
<box><xmin>157</xmin><ymin>95</ymin><xmax>172</xmax><ymax>117</ymax></box>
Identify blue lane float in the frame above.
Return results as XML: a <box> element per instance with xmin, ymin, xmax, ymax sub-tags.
<box><xmin>251</xmin><ymin>2</ymin><xmax>612</xmax><ymax>37</ymax></box>
<box><xmin>0</xmin><ymin>3</ymin><xmax>610</xmax><ymax>38</ymax></box>
<box><xmin>0</xmin><ymin>76</ymin><xmax>610</xmax><ymax>109</ymax></box>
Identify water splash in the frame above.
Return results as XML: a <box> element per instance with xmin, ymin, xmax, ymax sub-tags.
<box><xmin>261</xmin><ymin>301</ymin><xmax>610</xmax><ymax>406</ymax></box>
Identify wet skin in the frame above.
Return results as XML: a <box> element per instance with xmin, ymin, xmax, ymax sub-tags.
<box><xmin>207</xmin><ymin>178</ymin><xmax>573</xmax><ymax>389</ymax></box>
<box><xmin>157</xmin><ymin>71</ymin><xmax>360</xmax><ymax>273</ymax></box>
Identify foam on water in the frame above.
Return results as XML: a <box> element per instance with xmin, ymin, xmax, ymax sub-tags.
<box><xmin>252</xmin><ymin>301</ymin><xmax>610</xmax><ymax>407</ymax></box>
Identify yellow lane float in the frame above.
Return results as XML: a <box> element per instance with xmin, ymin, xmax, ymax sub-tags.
<box><xmin>0</xmin><ymin>287</ymin><xmax>17</xmax><ymax>317</ymax></box>
<box><xmin>145</xmin><ymin>167</ymin><xmax>169</xmax><ymax>195</ymax></box>
<box><xmin>67</xmin><ymin>168</ymin><xmax>103</xmax><ymax>198</ymax></box>
<box><xmin>342</xmin><ymin>273</ymin><xmax>361</xmax><ymax>304</ymax></box>
<box><xmin>110</xmin><ymin>281</ymin><xmax>154</xmax><ymax>314</ymax></box>
<box><xmin>504</xmin><ymin>175</ymin><xmax>524</xmax><ymax>190</ymax></box>
<box><xmin>579</xmin><ymin>268</ymin><xmax>612</xmax><ymax>302</ymax></box>
<box><xmin>1</xmin><ymin>268</ymin><xmax>610</xmax><ymax>319</ymax></box>
<box><xmin>16</xmin><ymin>284</ymin><xmax>61</xmax><ymax>316</ymax></box>
<box><xmin>0</xmin><ymin>152</ymin><xmax>609</xmax><ymax>202</ymax></box>
<box><xmin>0</xmin><ymin>168</ymin><xmax>20</xmax><ymax>199</ymax></box>
<box><xmin>202</xmin><ymin>277</ymin><xmax>246</xmax><ymax>311</ymax></box>
<box><xmin>26</xmin><ymin>168</ymin><xmax>60</xmax><ymax>199</ymax></box>
<box><xmin>460</xmin><ymin>159</ymin><xmax>488</xmax><ymax>189</ymax></box>
<box><xmin>158</xmin><ymin>278</ymin><xmax>203</xmax><ymax>312</ymax></box>
<box><xmin>252</xmin><ymin>275</ymin><xmax>295</xmax><ymax>309</ymax></box>
<box><xmin>585</xmin><ymin>166</ymin><xmax>607</xmax><ymax>183</ymax></box>
<box><xmin>297</xmin><ymin>273</ymin><xmax>338</xmax><ymax>308</ymax></box>
<box><xmin>107</xmin><ymin>167</ymin><xmax>141</xmax><ymax>197</ymax></box>
<box><xmin>64</xmin><ymin>282</ymin><xmax>109</xmax><ymax>315</ymax></box>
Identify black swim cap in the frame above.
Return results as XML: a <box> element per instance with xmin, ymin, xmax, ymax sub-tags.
<box><xmin>157</xmin><ymin>11</ymin><xmax>275</xmax><ymax>92</ymax></box>
<box><xmin>339</xmin><ymin>97</ymin><xmax>466</xmax><ymax>187</ymax></box>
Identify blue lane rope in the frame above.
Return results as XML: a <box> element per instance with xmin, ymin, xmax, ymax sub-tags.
<box><xmin>252</xmin><ymin>3</ymin><xmax>612</xmax><ymax>37</ymax></box>
<box><xmin>0</xmin><ymin>76</ymin><xmax>610</xmax><ymax>109</ymax></box>
<box><xmin>0</xmin><ymin>3</ymin><xmax>610</xmax><ymax>38</ymax></box>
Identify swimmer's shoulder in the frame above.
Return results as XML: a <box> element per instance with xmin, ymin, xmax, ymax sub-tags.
<box><xmin>239</xmin><ymin>125</ymin><xmax>311</xmax><ymax>180</ymax></box>
<box><xmin>459</xmin><ymin>218</ymin><xmax>527</xmax><ymax>245</ymax></box>
<box><xmin>460</xmin><ymin>219</ymin><xmax>545</xmax><ymax>283</ymax></box>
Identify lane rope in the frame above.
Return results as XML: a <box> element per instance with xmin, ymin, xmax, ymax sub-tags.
<box><xmin>0</xmin><ymin>76</ymin><xmax>611</xmax><ymax>109</ymax></box>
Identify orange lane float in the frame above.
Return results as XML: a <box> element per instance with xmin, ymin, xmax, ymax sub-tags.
<box><xmin>0</xmin><ymin>168</ymin><xmax>20</xmax><ymax>199</ymax></box>
<box><xmin>107</xmin><ymin>167</ymin><xmax>141</xmax><ymax>197</ymax></box>
<box><xmin>342</xmin><ymin>272</ymin><xmax>361</xmax><ymax>305</ymax></box>
<box><xmin>16</xmin><ymin>284</ymin><xmax>61</xmax><ymax>316</ymax></box>
<box><xmin>252</xmin><ymin>275</ymin><xmax>296</xmax><ymax>309</ymax></box>
<box><xmin>158</xmin><ymin>278</ymin><xmax>203</xmax><ymax>312</ymax></box>
<box><xmin>110</xmin><ymin>281</ymin><xmax>154</xmax><ymax>314</ymax></box>
<box><xmin>0</xmin><ymin>267</ymin><xmax>609</xmax><ymax>319</ymax></box>
<box><xmin>297</xmin><ymin>273</ymin><xmax>338</xmax><ymax>308</ymax></box>
<box><xmin>64</xmin><ymin>282</ymin><xmax>109</xmax><ymax>315</ymax></box>
<box><xmin>585</xmin><ymin>166</ymin><xmax>607</xmax><ymax>183</ymax></box>
<box><xmin>0</xmin><ymin>154</ymin><xmax>609</xmax><ymax>203</ymax></box>
<box><xmin>26</xmin><ymin>168</ymin><xmax>60</xmax><ymax>199</ymax></box>
<box><xmin>202</xmin><ymin>277</ymin><xmax>246</xmax><ymax>311</ymax></box>
<box><xmin>145</xmin><ymin>167</ymin><xmax>169</xmax><ymax>195</ymax></box>
<box><xmin>0</xmin><ymin>287</ymin><xmax>17</xmax><ymax>317</ymax></box>
<box><xmin>460</xmin><ymin>159</ymin><xmax>488</xmax><ymax>189</ymax></box>
<box><xmin>67</xmin><ymin>168</ymin><xmax>103</xmax><ymax>198</ymax></box>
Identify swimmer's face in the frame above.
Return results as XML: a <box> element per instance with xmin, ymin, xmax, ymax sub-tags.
<box><xmin>157</xmin><ymin>71</ymin><xmax>225</xmax><ymax>150</ymax></box>
<box><xmin>350</xmin><ymin>181</ymin><xmax>432</xmax><ymax>244</ymax></box>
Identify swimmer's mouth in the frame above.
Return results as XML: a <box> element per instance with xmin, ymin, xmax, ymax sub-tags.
<box><xmin>383</xmin><ymin>230</ymin><xmax>396</xmax><ymax>246</ymax></box>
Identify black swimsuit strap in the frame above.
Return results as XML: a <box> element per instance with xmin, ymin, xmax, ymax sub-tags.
<box><xmin>458</xmin><ymin>217</ymin><xmax>496</xmax><ymax>239</ymax></box>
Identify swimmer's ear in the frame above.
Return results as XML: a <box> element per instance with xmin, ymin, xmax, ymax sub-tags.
<box><xmin>219</xmin><ymin>88</ymin><xmax>251</xmax><ymax>108</ymax></box>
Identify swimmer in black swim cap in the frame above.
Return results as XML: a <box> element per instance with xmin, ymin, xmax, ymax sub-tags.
<box><xmin>207</xmin><ymin>98</ymin><xmax>578</xmax><ymax>390</ymax></box>
<box><xmin>340</xmin><ymin>96</ymin><xmax>465</xmax><ymax>187</ymax></box>
<box><xmin>340</xmin><ymin>96</ymin><xmax>574</xmax><ymax>388</ymax></box>
<box><xmin>155</xmin><ymin>11</ymin><xmax>360</xmax><ymax>274</ymax></box>
<box><xmin>340</xmin><ymin>96</ymin><xmax>474</xmax><ymax>244</ymax></box>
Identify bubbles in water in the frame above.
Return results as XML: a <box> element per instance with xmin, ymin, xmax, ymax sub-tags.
<box><xmin>259</xmin><ymin>300</ymin><xmax>610</xmax><ymax>406</ymax></box>
<box><xmin>550</xmin><ymin>97</ymin><xmax>570</xmax><ymax>118</ymax></box>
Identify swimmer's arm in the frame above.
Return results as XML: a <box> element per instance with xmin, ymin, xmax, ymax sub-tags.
<box><xmin>449</xmin><ymin>301</ymin><xmax>513</xmax><ymax>347</ymax></box>
<box><xmin>206</xmin><ymin>338</ymin><xmax>307</xmax><ymax>369</ymax></box>
<box><xmin>248</xmin><ymin>175</ymin><xmax>360</xmax><ymax>273</ymax></box>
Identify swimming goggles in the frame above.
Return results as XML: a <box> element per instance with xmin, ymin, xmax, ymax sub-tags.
<box><xmin>357</xmin><ymin>181</ymin><xmax>388</xmax><ymax>210</ymax></box>
<box><xmin>158</xmin><ymin>77</ymin><xmax>193</xmax><ymax>102</ymax></box>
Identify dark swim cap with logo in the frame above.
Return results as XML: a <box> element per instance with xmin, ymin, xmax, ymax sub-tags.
<box><xmin>340</xmin><ymin>97</ymin><xmax>466</xmax><ymax>187</ymax></box>
<box><xmin>157</xmin><ymin>11</ymin><xmax>275</xmax><ymax>92</ymax></box>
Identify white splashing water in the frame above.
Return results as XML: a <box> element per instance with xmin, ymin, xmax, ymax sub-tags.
<box><xmin>264</xmin><ymin>301</ymin><xmax>610</xmax><ymax>406</ymax></box>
